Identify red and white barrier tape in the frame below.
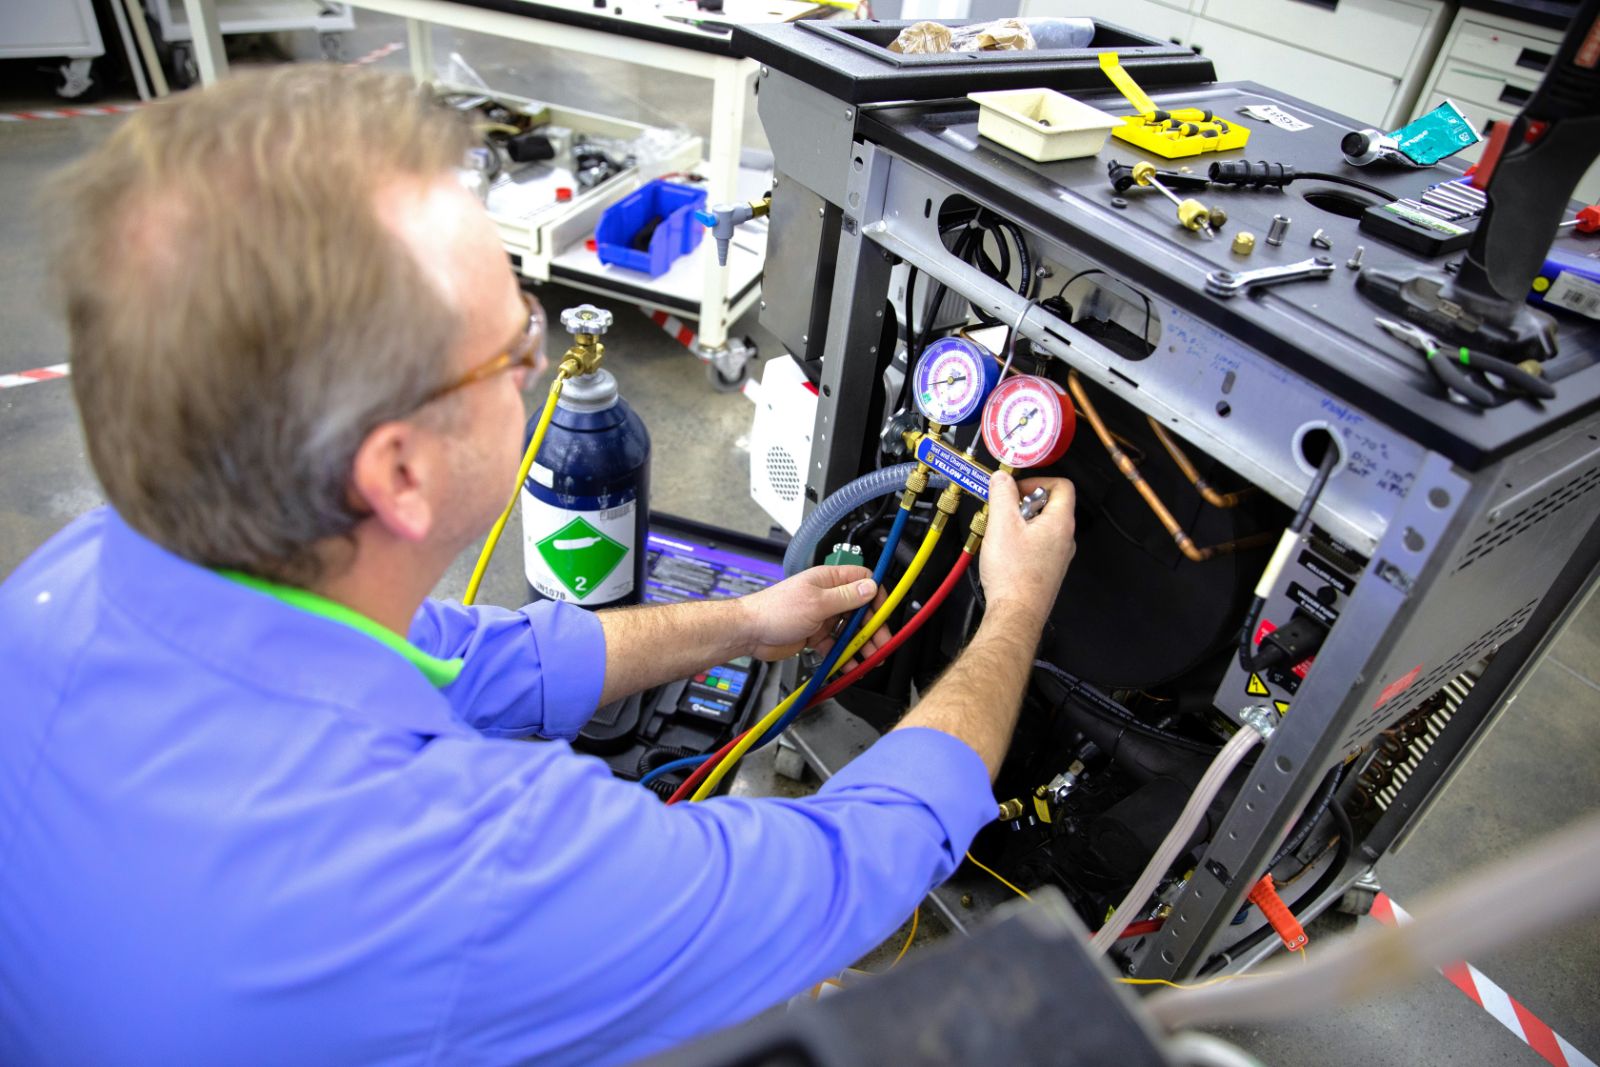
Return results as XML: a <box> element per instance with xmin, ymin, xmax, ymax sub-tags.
<box><xmin>0</xmin><ymin>104</ymin><xmax>143</xmax><ymax>123</ymax></box>
<box><xmin>0</xmin><ymin>364</ymin><xmax>69</xmax><ymax>391</ymax></box>
<box><xmin>1372</xmin><ymin>892</ymin><xmax>1596</xmax><ymax>1067</ymax></box>
<box><xmin>644</xmin><ymin>307</ymin><xmax>698</xmax><ymax>351</ymax></box>
<box><xmin>347</xmin><ymin>41</ymin><xmax>405</xmax><ymax>67</ymax></box>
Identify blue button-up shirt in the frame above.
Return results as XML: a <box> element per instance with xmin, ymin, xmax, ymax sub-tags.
<box><xmin>0</xmin><ymin>509</ymin><xmax>994</xmax><ymax>1065</ymax></box>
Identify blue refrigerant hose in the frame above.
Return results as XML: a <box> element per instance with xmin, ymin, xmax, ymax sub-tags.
<box><xmin>642</xmin><ymin>475</ymin><xmax>921</xmax><ymax>790</ymax></box>
<box><xmin>758</xmin><ymin>504</ymin><xmax>911</xmax><ymax>745</ymax></box>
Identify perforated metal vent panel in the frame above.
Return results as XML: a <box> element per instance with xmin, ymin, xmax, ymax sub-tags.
<box><xmin>1454</xmin><ymin>466</ymin><xmax>1600</xmax><ymax>574</ymax></box>
<box><xmin>1338</xmin><ymin>599</ymin><xmax>1537</xmax><ymax>752</ymax></box>
<box><xmin>765</xmin><ymin>446</ymin><xmax>803</xmax><ymax>502</ymax></box>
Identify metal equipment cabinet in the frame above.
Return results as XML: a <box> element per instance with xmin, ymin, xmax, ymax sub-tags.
<box><xmin>1416</xmin><ymin>4</ymin><xmax>1600</xmax><ymax>203</ymax></box>
<box><xmin>735</xmin><ymin>18</ymin><xmax>1600</xmax><ymax>979</ymax></box>
<box><xmin>1020</xmin><ymin>0</ymin><xmax>1452</xmax><ymax>129</ymax></box>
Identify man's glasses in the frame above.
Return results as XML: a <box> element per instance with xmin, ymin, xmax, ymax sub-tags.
<box><xmin>417</xmin><ymin>290</ymin><xmax>545</xmax><ymax>408</ymax></box>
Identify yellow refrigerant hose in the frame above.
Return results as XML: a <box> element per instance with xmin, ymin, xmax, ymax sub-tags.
<box><xmin>462</xmin><ymin>372</ymin><xmax>568</xmax><ymax>606</ymax></box>
<box><xmin>689</xmin><ymin>515</ymin><xmax>950</xmax><ymax>800</ymax></box>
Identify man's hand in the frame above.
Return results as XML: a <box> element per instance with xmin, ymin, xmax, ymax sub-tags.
<box><xmin>979</xmin><ymin>471</ymin><xmax>1077</xmax><ymax>629</ymax></box>
<box><xmin>740</xmin><ymin>565</ymin><xmax>890</xmax><ymax>663</ymax></box>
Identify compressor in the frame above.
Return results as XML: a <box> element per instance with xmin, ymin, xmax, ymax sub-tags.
<box><xmin>520</xmin><ymin>305</ymin><xmax>651</xmax><ymax>610</ymax></box>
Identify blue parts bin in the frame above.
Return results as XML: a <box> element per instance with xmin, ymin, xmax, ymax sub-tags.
<box><xmin>595</xmin><ymin>179</ymin><xmax>708</xmax><ymax>277</ymax></box>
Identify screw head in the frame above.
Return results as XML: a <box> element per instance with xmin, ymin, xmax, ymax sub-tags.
<box><xmin>560</xmin><ymin>304</ymin><xmax>613</xmax><ymax>336</ymax></box>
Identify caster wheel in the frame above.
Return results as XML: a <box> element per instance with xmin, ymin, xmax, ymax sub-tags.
<box><xmin>1335</xmin><ymin>885</ymin><xmax>1379</xmax><ymax>916</ymax></box>
<box><xmin>706</xmin><ymin>359</ymin><xmax>748</xmax><ymax>393</ymax></box>
<box><xmin>169</xmin><ymin>43</ymin><xmax>198</xmax><ymax>89</ymax></box>
<box><xmin>55</xmin><ymin>58</ymin><xmax>98</xmax><ymax>100</ymax></box>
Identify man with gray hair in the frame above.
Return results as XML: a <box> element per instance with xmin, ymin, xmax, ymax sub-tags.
<box><xmin>0</xmin><ymin>65</ymin><xmax>1077</xmax><ymax>1065</ymax></box>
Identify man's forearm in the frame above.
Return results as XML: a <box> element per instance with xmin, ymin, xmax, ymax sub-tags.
<box><xmin>596</xmin><ymin>598</ymin><xmax>752</xmax><ymax>706</ymax></box>
<box><xmin>891</xmin><ymin>604</ymin><xmax>1045</xmax><ymax>779</ymax></box>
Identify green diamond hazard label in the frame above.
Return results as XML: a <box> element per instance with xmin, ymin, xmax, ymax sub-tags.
<box><xmin>534</xmin><ymin>517</ymin><xmax>628</xmax><ymax>601</ymax></box>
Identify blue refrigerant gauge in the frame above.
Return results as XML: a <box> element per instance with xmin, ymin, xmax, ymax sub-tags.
<box><xmin>912</xmin><ymin>337</ymin><xmax>1001</xmax><ymax>426</ymax></box>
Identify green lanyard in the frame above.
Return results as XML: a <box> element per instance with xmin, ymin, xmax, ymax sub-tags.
<box><xmin>218</xmin><ymin>570</ymin><xmax>464</xmax><ymax>688</ymax></box>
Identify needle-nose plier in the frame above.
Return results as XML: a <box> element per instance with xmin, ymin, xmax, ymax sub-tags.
<box><xmin>1374</xmin><ymin>317</ymin><xmax>1556</xmax><ymax>408</ymax></box>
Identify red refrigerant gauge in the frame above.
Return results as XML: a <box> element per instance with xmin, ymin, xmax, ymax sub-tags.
<box><xmin>981</xmin><ymin>374</ymin><xmax>1075</xmax><ymax>469</ymax></box>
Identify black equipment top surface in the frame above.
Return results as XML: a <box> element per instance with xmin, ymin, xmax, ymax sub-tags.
<box><xmin>419</xmin><ymin>0</ymin><xmax>747</xmax><ymax>56</ymax></box>
<box><xmin>855</xmin><ymin>84</ymin><xmax>1600</xmax><ymax>470</ymax></box>
<box><xmin>734</xmin><ymin>19</ymin><xmax>1216</xmax><ymax>103</ymax></box>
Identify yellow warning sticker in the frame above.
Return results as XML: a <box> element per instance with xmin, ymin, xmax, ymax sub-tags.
<box><xmin>1274</xmin><ymin>699</ymin><xmax>1291</xmax><ymax>715</ymax></box>
<box><xmin>1246</xmin><ymin>672</ymin><xmax>1270</xmax><ymax>697</ymax></box>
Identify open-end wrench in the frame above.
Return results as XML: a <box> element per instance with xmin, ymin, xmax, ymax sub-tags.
<box><xmin>1205</xmin><ymin>256</ymin><xmax>1336</xmax><ymax>298</ymax></box>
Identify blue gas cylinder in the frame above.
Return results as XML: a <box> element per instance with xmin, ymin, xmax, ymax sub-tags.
<box><xmin>520</xmin><ymin>368</ymin><xmax>651</xmax><ymax>609</ymax></box>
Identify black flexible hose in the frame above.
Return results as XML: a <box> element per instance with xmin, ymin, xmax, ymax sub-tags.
<box><xmin>636</xmin><ymin>745</ymin><xmax>701</xmax><ymax>779</ymax></box>
<box><xmin>991</xmin><ymin>216</ymin><xmax>1032</xmax><ymax>298</ymax></box>
<box><xmin>1034</xmin><ymin>661</ymin><xmax>1221</xmax><ymax>755</ymax></box>
<box><xmin>1267</xmin><ymin>761</ymin><xmax>1348</xmax><ymax>872</ymax></box>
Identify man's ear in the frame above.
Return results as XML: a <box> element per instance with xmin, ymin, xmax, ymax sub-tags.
<box><xmin>349</xmin><ymin>421</ymin><xmax>435</xmax><ymax>543</ymax></box>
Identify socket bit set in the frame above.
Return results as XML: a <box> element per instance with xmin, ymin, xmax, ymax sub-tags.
<box><xmin>1358</xmin><ymin>177</ymin><xmax>1486</xmax><ymax>257</ymax></box>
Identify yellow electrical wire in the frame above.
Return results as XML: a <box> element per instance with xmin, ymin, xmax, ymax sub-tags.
<box><xmin>888</xmin><ymin>906</ymin><xmax>919</xmax><ymax>969</ymax></box>
<box><xmin>463</xmin><ymin>373</ymin><xmax>566</xmax><ymax>606</ymax></box>
<box><xmin>1116</xmin><ymin>972</ymin><xmax>1269</xmax><ymax>990</ymax></box>
<box><xmin>690</xmin><ymin>518</ymin><xmax>947</xmax><ymax>801</ymax></box>
<box><xmin>965</xmin><ymin>850</ymin><xmax>1032</xmax><ymax>901</ymax></box>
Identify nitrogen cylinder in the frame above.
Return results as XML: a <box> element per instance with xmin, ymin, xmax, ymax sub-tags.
<box><xmin>520</xmin><ymin>369</ymin><xmax>651</xmax><ymax>609</ymax></box>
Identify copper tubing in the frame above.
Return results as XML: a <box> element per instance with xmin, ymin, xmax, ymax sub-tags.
<box><xmin>1067</xmin><ymin>370</ymin><xmax>1273</xmax><ymax>563</ymax></box>
<box><xmin>1148</xmin><ymin>418</ymin><xmax>1255</xmax><ymax>509</ymax></box>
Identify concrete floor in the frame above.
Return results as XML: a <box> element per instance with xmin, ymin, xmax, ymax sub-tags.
<box><xmin>2</xmin><ymin>15</ymin><xmax>1598</xmax><ymax>1067</ymax></box>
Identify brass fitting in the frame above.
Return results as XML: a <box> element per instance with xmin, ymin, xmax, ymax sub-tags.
<box><xmin>964</xmin><ymin>504</ymin><xmax>989</xmax><ymax>555</ymax></box>
<box><xmin>936</xmin><ymin>482</ymin><xmax>963</xmax><ymax>515</ymax></box>
<box><xmin>557</xmin><ymin>334</ymin><xmax>604</xmax><ymax>379</ymax></box>
<box><xmin>1131</xmin><ymin>161</ymin><xmax>1157</xmax><ymax>186</ymax></box>
<box><xmin>997</xmin><ymin>798</ymin><xmax>1025</xmax><ymax>821</ymax></box>
<box><xmin>905</xmin><ymin>465</ymin><xmax>930</xmax><ymax>496</ymax></box>
<box><xmin>1176</xmin><ymin>198</ymin><xmax>1212</xmax><ymax>232</ymax></box>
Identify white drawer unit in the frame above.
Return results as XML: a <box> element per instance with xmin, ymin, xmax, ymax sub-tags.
<box><xmin>1185</xmin><ymin>16</ymin><xmax>1405</xmax><ymax>127</ymax></box>
<box><xmin>1021</xmin><ymin>0</ymin><xmax>1449</xmax><ymax>131</ymax></box>
<box><xmin>1198</xmin><ymin>0</ymin><xmax>1437</xmax><ymax>79</ymax></box>
<box><xmin>1416</xmin><ymin>7</ymin><xmax>1600</xmax><ymax>206</ymax></box>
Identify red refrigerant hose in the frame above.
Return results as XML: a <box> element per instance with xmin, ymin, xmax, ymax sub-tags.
<box><xmin>666</xmin><ymin>550</ymin><xmax>977</xmax><ymax>805</ymax></box>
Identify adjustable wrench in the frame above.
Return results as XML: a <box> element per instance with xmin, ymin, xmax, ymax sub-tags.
<box><xmin>1205</xmin><ymin>256</ymin><xmax>1336</xmax><ymax>298</ymax></box>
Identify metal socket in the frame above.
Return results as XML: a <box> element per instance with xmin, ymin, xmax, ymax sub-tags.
<box><xmin>1266</xmin><ymin>214</ymin><xmax>1291</xmax><ymax>246</ymax></box>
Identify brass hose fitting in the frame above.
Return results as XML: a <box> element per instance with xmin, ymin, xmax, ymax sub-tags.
<box><xmin>964</xmin><ymin>504</ymin><xmax>989</xmax><ymax>555</ymax></box>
